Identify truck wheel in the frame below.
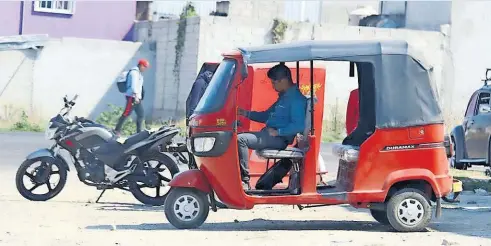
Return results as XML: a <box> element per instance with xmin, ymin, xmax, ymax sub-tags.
<box><xmin>450</xmin><ymin>137</ymin><xmax>467</xmax><ymax>170</ymax></box>
<box><xmin>370</xmin><ymin>209</ymin><xmax>390</xmax><ymax>225</ymax></box>
<box><xmin>164</xmin><ymin>187</ymin><xmax>209</xmax><ymax>229</ymax></box>
<box><xmin>386</xmin><ymin>188</ymin><xmax>432</xmax><ymax>232</ymax></box>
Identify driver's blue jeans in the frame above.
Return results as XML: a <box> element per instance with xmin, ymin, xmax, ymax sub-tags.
<box><xmin>237</xmin><ymin>128</ymin><xmax>288</xmax><ymax>183</ymax></box>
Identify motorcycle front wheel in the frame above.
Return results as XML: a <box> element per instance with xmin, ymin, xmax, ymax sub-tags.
<box><xmin>15</xmin><ymin>157</ymin><xmax>68</xmax><ymax>201</ymax></box>
<box><xmin>128</xmin><ymin>153</ymin><xmax>179</xmax><ymax>206</ymax></box>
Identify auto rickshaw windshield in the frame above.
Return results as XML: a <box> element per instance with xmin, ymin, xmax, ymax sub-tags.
<box><xmin>194</xmin><ymin>59</ymin><xmax>237</xmax><ymax>114</ymax></box>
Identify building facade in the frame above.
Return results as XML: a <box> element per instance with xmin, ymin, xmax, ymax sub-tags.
<box><xmin>0</xmin><ymin>1</ymin><xmax>138</xmax><ymax>40</ymax></box>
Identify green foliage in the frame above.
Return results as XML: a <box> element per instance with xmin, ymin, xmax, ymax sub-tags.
<box><xmin>174</xmin><ymin>2</ymin><xmax>197</xmax><ymax>79</ymax></box>
<box><xmin>321</xmin><ymin>103</ymin><xmax>346</xmax><ymax>143</ymax></box>
<box><xmin>172</xmin><ymin>2</ymin><xmax>197</xmax><ymax>115</ymax></box>
<box><xmin>271</xmin><ymin>18</ymin><xmax>288</xmax><ymax>44</ymax></box>
<box><xmin>181</xmin><ymin>2</ymin><xmax>197</xmax><ymax>18</ymax></box>
<box><xmin>95</xmin><ymin>104</ymin><xmax>137</xmax><ymax>136</ymax></box>
<box><xmin>10</xmin><ymin>111</ymin><xmax>42</xmax><ymax>132</ymax></box>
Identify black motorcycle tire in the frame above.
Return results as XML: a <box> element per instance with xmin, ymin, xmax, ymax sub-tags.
<box><xmin>15</xmin><ymin>157</ymin><xmax>68</xmax><ymax>201</ymax></box>
<box><xmin>128</xmin><ymin>153</ymin><xmax>180</xmax><ymax>206</ymax></box>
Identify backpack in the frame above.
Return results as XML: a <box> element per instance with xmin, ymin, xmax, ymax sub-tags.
<box><xmin>255</xmin><ymin>159</ymin><xmax>293</xmax><ymax>190</ymax></box>
<box><xmin>116</xmin><ymin>69</ymin><xmax>145</xmax><ymax>100</ymax></box>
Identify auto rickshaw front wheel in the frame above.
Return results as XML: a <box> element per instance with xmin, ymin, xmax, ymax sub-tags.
<box><xmin>386</xmin><ymin>188</ymin><xmax>432</xmax><ymax>232</ymax></box>
<box><xmin>164</xmin><ymin>187</ymin><xmax>210</xmax><ymax>229</ymax></box>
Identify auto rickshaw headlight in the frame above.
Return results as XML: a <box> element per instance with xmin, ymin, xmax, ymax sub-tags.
<box><xmin>194</xmin><ymin>137</ymin><xmax>216</xmax><ymax>152</ymax></box>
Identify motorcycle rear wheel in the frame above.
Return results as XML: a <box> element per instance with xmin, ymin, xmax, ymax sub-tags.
<box><xmin>128</xmin><ymin>153</ymin><xmax>179</xmax><ymax>206</ymax></box>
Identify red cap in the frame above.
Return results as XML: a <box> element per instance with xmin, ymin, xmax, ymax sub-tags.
<box><xmin>138</xmin><ymin>59</ymin><xmax>149</xmax><ymax>67</ymax></box>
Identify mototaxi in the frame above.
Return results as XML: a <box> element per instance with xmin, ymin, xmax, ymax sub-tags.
<box><xmin>164</xmin><ymin>40</ymin><xmax>455</xmax><ymax>232</ymax></box>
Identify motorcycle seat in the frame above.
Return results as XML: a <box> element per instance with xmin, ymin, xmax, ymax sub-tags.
<box><xmin>123</xmin><ymin>131</ymin><xmax>151</xmax><ymax>147</ymax></box>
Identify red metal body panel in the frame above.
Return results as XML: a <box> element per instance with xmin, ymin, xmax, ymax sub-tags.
<box><xmin>346</xmin><ymin>88</ymin><xmax>359</xmax><ymax>135</ymax></box>
<box><xmin>168</xmin><ymin>169</ymin><xmax>212</xmax><ymax>193</ymax></box>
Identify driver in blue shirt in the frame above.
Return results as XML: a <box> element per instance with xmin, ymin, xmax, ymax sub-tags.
<box><xmin>238</xmin><ymin>63</ymin><xmax>307</xmax><ymax>190</ymax></box>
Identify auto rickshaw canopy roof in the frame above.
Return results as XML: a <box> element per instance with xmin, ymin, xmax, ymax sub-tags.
<box><xmin>237</xmin><ymin>40</ymin><xmax>443</xmax><ymax>129</ymax></box>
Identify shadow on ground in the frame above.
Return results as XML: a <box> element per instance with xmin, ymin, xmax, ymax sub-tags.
<box><xmin>95</xmin><ymin>202</ymin><xmax>163</xmax><ymax>212</ymax></box>
<box><xmin>86</xmin><ymin>219</ymin><xmax>393</xmax><ymax>232</ymax></box>
<box><xmin>85</xmin><ymin>201</ymin><xmax>491</xmax><ymax>239</ymax></box>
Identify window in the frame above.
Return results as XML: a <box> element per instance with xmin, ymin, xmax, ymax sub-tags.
<box><xmin>34</xmin><ymin>1</ymin><xmax>75</xmax><ymax>15</ymax></box>
<box><xmin>194</xmin><ymin>59</ymin><xmax>237</xmax><ymax>114</ymax></box>
<box><xmin>465</xmin><ymin>92</ymin><xmax>478</xmax><ymax>117</ymax></box>
<box><xmin>476</xmin><ymin>92</ymin><xmax>490</xmax><ymax>115</ymax></box>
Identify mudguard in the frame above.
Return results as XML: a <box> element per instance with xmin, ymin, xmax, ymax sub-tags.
<box><xmin>383</xmin><ymin>168</ymin><xmax>442</xmax><ymax>198</ymax></box>
<box><xmin>26</xmin><ymin>148</ymin><xmax>71</xmax><ymax>171</ymax></box>
<box><xmin>168</xmin><ymin>169</ymin><xmax>211</xmax><ymax>193</ymax></box>
<box><xmin>450</xmin><ymin>125</ymin><xmax>466</xmax><ymax>162</ymax></box>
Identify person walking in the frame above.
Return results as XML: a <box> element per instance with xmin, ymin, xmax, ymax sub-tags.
<box><xmin>114</xmin><ymin>59</ymin><xmax>149</xmax><ymax>136</ymax></box>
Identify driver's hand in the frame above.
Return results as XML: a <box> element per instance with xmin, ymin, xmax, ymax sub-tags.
<box><xmin>135</xmin><ymin>97</ymin><xmax>141</xmax><ymax>104</ymax></box>
<box><xmin>268</xmin><ymin>128</ymin><xmax>279</xmax><ymax>137</ymax></box>
<box><xmin>238</xmin><ymin>108</ymin><xmax>247</xmax><ymax>116</ymax></box>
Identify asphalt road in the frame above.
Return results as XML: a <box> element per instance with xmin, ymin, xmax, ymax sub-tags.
<box><xmin>0</xmin><ymin>132</ymin><xmax>340</xmax><ymax>174</ymax></box>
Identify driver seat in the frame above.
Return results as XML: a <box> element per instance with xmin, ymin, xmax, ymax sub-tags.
<box><xmin>256</xmin><ymin>96</ymin><xmax>317</xmax><ymax>160</ymax></box>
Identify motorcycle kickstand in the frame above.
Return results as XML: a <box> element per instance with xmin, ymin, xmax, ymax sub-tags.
<box><xmin>95</xmin><ymin>189</ymin><xmax>107</xmax><ymax>203</ymax></box>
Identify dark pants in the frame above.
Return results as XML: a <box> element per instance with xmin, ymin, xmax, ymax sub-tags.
<box><xmin>237</xmin><ymin>128</ymin><xmax>288</xmax><ymax>183</ymax></box>
<box><xmin>115</xmin><ymin>96</ymin><xmax>144</xmax><ymax>134</ymax></box>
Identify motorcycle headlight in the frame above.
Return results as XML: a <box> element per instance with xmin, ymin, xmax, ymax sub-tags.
<box><xmin>193</xmin><ymin>137</ymin><xmax>215</xmax><ymax>152</ymax></box>
<box><xmin>45</xmin><ymin>122</ymin><xmax>57</xmax><ymax>140</ymax></box>
<box><xmin>186</xmin><ymin>138</ymin><xmax>192</xmax><ymax>152</ymax></box>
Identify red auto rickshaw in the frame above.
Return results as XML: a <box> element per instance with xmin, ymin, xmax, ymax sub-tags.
<box><xmin>164</xmin><ymin>40</ymin><xmax>454</xmax><ymax>232</ymax></box>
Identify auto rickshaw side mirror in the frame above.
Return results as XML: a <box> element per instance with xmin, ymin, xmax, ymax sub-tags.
<box><xmin>240</xmin><ymin>63</ymin><xmax>248</xmax><ymax>80</ymax></box>
<box><xmin>485</xmin><ymin>68</ymin><xmax>491</xmax><ymax>86</ymax></box>
<box><xmin>349</xmin><ymin>62</ymin><xmax>355</xmax><ymax>77</ymax></box>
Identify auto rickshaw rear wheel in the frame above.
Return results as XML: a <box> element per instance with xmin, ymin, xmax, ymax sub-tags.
<box><xmin>370</xmin><ymin>209</ymin><xmax>390</xmax><ymax>225</ymax></box>
<box><xmin>164</xmin><ymin>187</ymin><xmax>209</xmax><ymax>229</ymax></box>
<box><xmin>386</xmin><ymin>188</ymin><xmax>432</xmax><ymax>232</ymax></box>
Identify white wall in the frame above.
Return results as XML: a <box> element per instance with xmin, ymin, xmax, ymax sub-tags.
<box><xmin>134</xmin><ymin>17</ymin><xmax>200</xmax><ymax>121</ymax></box>
<box><xmin>445</xmin><ymin>1</ymin><xmax>491</xmax><ymax>126</ymax></box>
<box><xmin>138</xmin><ymin>16</ymin><xmax>446</xmax><ymax>121</ymax></box>
<box><xmin>198</xmin><ymin>17</ymin><xmax>445</xmax><ymax>114</ymax></box>
<box><xmin>0</xmin><ymin>38</ymin><xmax>155</xmax><ymax>123</ymax></box>
<box><xmin>381</xmin><ymin>1</ymin><xmax>452</xmax><ymax>32</ymax></box>
<box><xmin>405</xmin><ymin>1</ymin><xmax>452</xmax><ymax>32</ymax></box>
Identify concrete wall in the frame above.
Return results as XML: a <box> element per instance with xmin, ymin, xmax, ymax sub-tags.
<box><xmin>320</xmin><ymin>1</ymin><xmax>380</xmax><ymax>25</ymax></box>
<box><xmin>198</xmin><ymin>17</ymin><xmax>445</xmax><ymax>117</ymax></box>
<box><xmin>405</xmin><ymin>1</ymin><xmax>452</xmax><ymax>32</ymax></box>
<box><xmin>134</xmin><ymin>17</ymin><xmax>200</xmax><ymax>121</ymax></box>
<box><xmin>228</xmin><ymin>0</ymin><xmax>285</xmax><ymax>22</ymax></box>
<box><xmin>0</xmin><ymin>1</ymin><xmax>136</xmax><ymax>41</ymax></box>
<box><xmin>444</xmin><ymin>1</ymin><xmax>491</xmax><ymax>127</ymax></box>
<box><xmin>136</xmin><ymin>16</ymin><xmax>446</xmax><ymax>121</ymax></box>
<box><xmin>0</xmin><ymin>38</ymin><xmax>155</xmax><ymax>123</ymax></box>
<box><xmin>381</xmin><ymin>1</ymin><xmax>452</xmax><ymax>32</ymax></box>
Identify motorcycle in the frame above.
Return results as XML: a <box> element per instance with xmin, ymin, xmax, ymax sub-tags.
<box><xmin>15</xmin><ymin>95</ymin><xmax>181</xmax><ymax>206</ymax></box>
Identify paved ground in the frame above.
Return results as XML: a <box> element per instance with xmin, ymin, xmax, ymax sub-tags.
<box><xmin>0</xmin><ymin>132</ymin><xmax>491</xmax><ymax>245</ymax></box>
